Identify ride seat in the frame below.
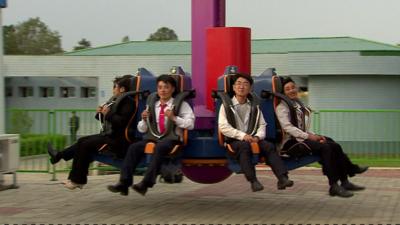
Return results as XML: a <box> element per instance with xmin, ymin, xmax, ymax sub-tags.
<box><xmin>213</xmin><ymin>70</ymin><xmax>261</xmax><ymax>165</ymax></box>
<box><xmin>93</xmin><ymin>69</ymin><xmax>156</xmax><ymax>168</ymax></box>
<box><xmin>269</xmin><ymin>74</ymin><xmax>320</xmax><ymax>169</ymax></box>
<box><xmin>143</xmin><ymin>67</ymin><xmax>195</xmax><ymax>163</ymax></box>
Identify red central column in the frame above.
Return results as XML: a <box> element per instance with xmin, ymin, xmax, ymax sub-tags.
<box><xmin>206</xmin><ymin>27</ymin><xmax>251</xmax><ymax>110</ymax></box>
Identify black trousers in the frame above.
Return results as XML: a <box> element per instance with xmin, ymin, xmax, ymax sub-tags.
<box><xmin>60</xmin><ymin>134</ymin><xmax>129</xmax><ymax>161</ymax></box>
<box><xmin>284</xmin><ymin>137</ymin><xmax>359</xmax><ymax>185</ymax></box>
<box><xmin>120</xmin><ymin>140</ymin><xmax>179</xmax><ymax>187</ymax></box>
<box><xmin>229</xmin><ymin>140</ymin><xmax>287</xmax><ymax>183</ymax></box>
<box><xmin>67</xmin><ymin>134</ymin><xmax>130</xmax><ymax>184</ymax></box>
<box><xmin>68</xmin><ymin>134</ymin><xmax>107</xmax><ymax>184</ymax></box>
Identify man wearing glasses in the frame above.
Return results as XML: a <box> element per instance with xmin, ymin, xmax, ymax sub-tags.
<box><xmin>218</xmin><ymin>73</ymin><xmax>293</xmax><ymax>192</ymax></box>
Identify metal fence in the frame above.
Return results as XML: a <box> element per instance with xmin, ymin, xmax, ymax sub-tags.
<box><xmin>6</xmin><ymin>109</ymin><xmax>101</xmax><ymax>180</ymax></box>
<box><xmin>6</xmin><ymin>108</ymin><xmax>400</xmax><ymax>176</ymax></box>
<box><xmin>312</xmin><ymin>109</ymin><xmax>400</xmax><ymax>158</ymax></box>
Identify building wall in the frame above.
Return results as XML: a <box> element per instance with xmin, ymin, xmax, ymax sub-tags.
<box><xmin>308</xmin><ymin>75</ymin><xmax>400</xmax><ymax>155</ymax></box>
<box><xmin>289</xmin><ymin>52</ymin><xmax>400</xmax><ymax>75</ymax></box>
<box><xmin>5</xmin><ymin>77</ymin><xmax>98</xmax><ymax>109</ymax></box>
<box><xmin>4</xmin><ymin>55</ymin><xmax>192</xmax><ymax>104</ymax></box>
<box><xmin>308</xmin><ymin>75</ymin><xmax>400</xmax><ymax>109</ymax></box>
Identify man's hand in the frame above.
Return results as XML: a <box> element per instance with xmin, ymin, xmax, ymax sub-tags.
<box><xmin>250</xmin><ymin>136</ymin><xmax>260</xmax><ymax>143</ymax></box>
<box><xmin>96</xmin><ymin>106</ymin><xmax>103</xmax><ymax>113</ymax></box>
<box><xmin>141</xmin><ymin>110</ymin><xmax>150</xmax><ymax>120</ymax></box>
<box><xmin>101</xmin><ymin>106</ymin><xmax>110</xmax><ymax>115</ymax></box>
<box><xmin>243</xmin><ymin>134</ymin><xmax>253</xmax><ymax>142</ymax></box>
<box><xmin>308</xmin><ymin>133</ymin><xmax>326</xmax><ymax>143</ymax></box>
<box><xmin>165</xmin><ymin>109</ymin><xmax>176</xmax><ymax>122</ymax></box>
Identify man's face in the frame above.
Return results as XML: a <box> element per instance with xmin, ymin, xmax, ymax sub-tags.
<box><xmin>157</xmin><ymin>81</ymin><xmax>175</xmax><ymax>101</ymax></box>
<box><xmin>233</xmin><ymin>77</ymin><xmax>251</xmax><ymax>98</ymax></box>
<box><xmin>112</xmin><ymin>84</ymin><xmax>125</xmax><ymax>96</ymax></box>
<box><xmin>283</xmin><ymin>82</ymin><xmax>298</xmax><ymax>100</ymax></box>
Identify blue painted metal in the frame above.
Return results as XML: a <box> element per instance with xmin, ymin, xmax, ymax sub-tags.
<box><xmin>0</xmin><ymin>0</ymin><xmax>7</xmax><ymax>8</ymax></box>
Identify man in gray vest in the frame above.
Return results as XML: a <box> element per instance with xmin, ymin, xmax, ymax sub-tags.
<box><xmin>218</xmin><ymin>73</ymin><xmax>293</xmax><ymax>192</ymax></box>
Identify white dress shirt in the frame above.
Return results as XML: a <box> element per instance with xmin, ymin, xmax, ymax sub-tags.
<box><xmin>137</xmin><ymin>97</ymin><xmax>195</xmax><ymax>140</ymax></box>
<box><xmin>276</xmin><ymin>100</ymin><xmax>312</xmax><ymax>147</ymax></box>
<box><xmin>218</xmin><ymin>96</ymin><xmax>266</xmax><ymax>141</ymax></box>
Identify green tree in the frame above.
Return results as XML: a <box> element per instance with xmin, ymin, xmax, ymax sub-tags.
<box><xmin>3</xmin><ymin>25</ymin><xmax>19</xmax><ymax>54</ymax></box>
<box><xmin>121</xmin><ymin>35</ymin><xmax>130</xmax><ymax>42</ymax></box>
<box><xmin>146</xmin><ymin>27</ymin><xmax>178</xmax><ymax>41</ymax></box>
<box><xmin>3</xmin><ymin>17</ymin><xmax>63</xmax><ymax>55</ymax></box>
<box><xmin>73</xmin><ymin>38</ymin><xmax>92</xmax><ymax>51</ymax></box>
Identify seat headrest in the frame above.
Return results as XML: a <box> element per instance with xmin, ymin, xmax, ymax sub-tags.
<box><xmin>129</xmin><ymin>76</ymin><xmax>140</xmax><ymax>92</ymax></box>
<box><xmin>223</xmin><ymin>74</ymin><xmax>237</xmax><ymax>97</ymax></box>
<box><xmin>168</xmin><ymin>74</ymin><xmax>184</xmax><ymax>93</ymax></box>
<box><xmin>272</xmin><ymin>75</ymin><xmax>283</xmax><ymax>94</ymax></box>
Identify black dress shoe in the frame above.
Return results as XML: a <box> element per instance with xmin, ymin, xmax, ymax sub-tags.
<box><xmin>341</xmin><ymin>181</ymin><xmax>365</xmax><ymax>191</ymax></box>
<box><xmin>47</xmin><ymin>143</ymin><xmax>61</xmax><ymax>165</ymax></box>
<box><xmin>107</xmin><ymin>183</ymin><xmax>129</xmax><ymax>196</ymax></box>
<box><xmin>329</xmin><ymin>183</ymin><xmax>354</xmax><ymax>198</ymax></box>
<box><xmin>251</xmin><ymin>180</ymin><xmax>264</xmax><ymax>192</ymax></box>
<box><xmin>277</xmin><ymin>177</ymin><xmax>294</xmax><ymax>190</ymax></box>
<box><xmin>132</xmin><ymin>182</ymin><xmax>148</xmax><ymax>196</ymax></box>
<box><xmin>354</xmin><ymin>166</ymin><xmax>369</xmax><ymax>174</ymax></box>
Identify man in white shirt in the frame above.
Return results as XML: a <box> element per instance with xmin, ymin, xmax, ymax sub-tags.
<box><xmin>108</xmin><ymin>75</ymin><xmax>195</xmax><ymax>196</ymax></box>
<box><xmin>276</xmin><ymin>77</ymin><xmax>368</xmax><ymax>198</ymax></box>
<box><xmin>218</xmin><ymin>73</ymin><xmax>293</xmax><ymax>192</ymax></box>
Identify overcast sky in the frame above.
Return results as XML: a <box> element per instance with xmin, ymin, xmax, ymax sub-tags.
<box><xmin>3</xmin><ymin>0</ymin><xmax>400</xmax><ymax>51</ymax></box>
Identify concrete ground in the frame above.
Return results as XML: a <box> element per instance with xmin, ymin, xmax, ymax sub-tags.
<box><xmin>0</xmin><ymin>168</ymin><xmax>399</xmax><ymax>224</ymax></box>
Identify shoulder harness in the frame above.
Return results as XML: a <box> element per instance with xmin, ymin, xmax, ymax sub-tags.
<box><xmin>143</xmin><ymin>90</ymin><xmax>193</xmax><ymax>142</ymax></box>
<box><xmin>218</xmin><ymin>91</ymin><xmax>262</xmax><ymax>141</ymax></box>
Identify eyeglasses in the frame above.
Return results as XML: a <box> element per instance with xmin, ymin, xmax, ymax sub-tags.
<box><xmin>234</xmin><ymin>81</ymin><xmax>250</xmax><ymax>87</ymax></box>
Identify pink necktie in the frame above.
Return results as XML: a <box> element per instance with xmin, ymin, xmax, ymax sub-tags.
<box><xmin>159</xmin><ymin>103</ymin><xmax>167</xmax><ymax>133</ymax></box>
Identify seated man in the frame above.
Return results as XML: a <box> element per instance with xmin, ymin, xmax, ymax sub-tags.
<box><xmin>47</xmin><ymin>74</ymin><xmax>136</xmax><ymax>164</ymax></box>
<box><xmin>276</xmin><ymin>77</ymin><xmax>368</xmax><ymax>198</ymax></box>
<box><xmin>108</xmin><ymin>74</ymin><xmax>195</xmax><ymax>196</ymax></box>
<box><xmin>47</xmin><ymin>75</ymin><xmax>137</xmax><ymax>189</ymax></box>
<box><xmin>218</xmin><ymin>73</ymin><xmax>293</xmax><ymax>192</ymax></box>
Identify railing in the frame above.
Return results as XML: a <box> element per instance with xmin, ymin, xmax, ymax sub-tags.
<box><xmin>312</xmin><ymin>109</ymin><xmax>400</xmax><ymax>158</ymax></box>
<box><xmin>6</xmin><ymin>109</ymin><xmax>100</xmax><ymax>179</ymax></box>
<box><xmin>6</xmin><ymin>108</ymin><xmax>400</xmax><ymax>177</ymax></box>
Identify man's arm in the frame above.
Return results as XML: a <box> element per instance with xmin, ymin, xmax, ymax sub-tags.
<box><xmin>174</xmin><ymin>101</ymin><xmax>195</xmax><ymax>130</ymax></box>
<box><xmin>218</xmin><ymin>106</ymin><xmax>247</xmax><ymax>141</ymax></box>
<box><xmin>104</xmin><ymin>97</ymin><xmax>135</xmax><ymax>129</ymax></box>
<box><xmin>276</xmin><ymin>102</ymin><xmax>309</xmax><ymax>140</ymax></box>
<box><xmin>254</xmin><ymin>112</ymin><xmax>266</xmax><ymax>140</ymax></box>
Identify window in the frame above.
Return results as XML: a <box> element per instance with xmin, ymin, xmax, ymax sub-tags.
<box><xmin>39</xmin><ymin>87</ymin><xmax>55</xmax><ymax>98</ymax></box>
<box><xmin>5</xmin><ymin>86</ymin><xmax>13</xmax><ymax>97</ymax></box>
<box><xmin>81</xmin><ymin>87</ymin><xmax>96</xmax><ymax>98</ymax></box>
<box><xmin>18</xmin><ymin>86</ymin><xmax>34</xmax><ymax>97</ymax></box>
<box><xmin>60</xmin><ymin>87</ymin><xmax>76</xmax><ymax>98</ymax></box>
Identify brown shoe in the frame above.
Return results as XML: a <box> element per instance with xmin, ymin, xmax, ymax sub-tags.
<box><xmin>277</xmin><ymin>177</ymin><xmax>294</xmax><ymax>190</ymax></box>
<box><xmin>63</xmin><ymin>180</ymin><xmax>84</xmax><ymax>190</ymax></box>
<box><xmin>329</xmin><ymin>183</ymin><xmax>353</xmax><ymax>198</ymax></box>
<box><xmin>341</xmin><ymin>181</ymin><xmax>365</xmax><ymax>191</ymax></box>
<box><xmin>251</xmin><ymin>180</ymin><xmax>264</xmax><ymax>192</ymax></box>
<box><xmin>107</xmin><ymin>183</ymin><xmax>129</xmax><ymax>196</ymax></box>
<box><xmin>132</xmin><ymin>182</ymin><xmax>148</xmax><ymax>196</ymax></box>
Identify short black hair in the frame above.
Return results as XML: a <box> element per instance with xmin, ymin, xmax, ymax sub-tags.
<box><xmin>282</xmin><ymin>76</ymin><xmax>295</xmax><ymax>88</ymax></box>
<box><xmin>156</xmin><ymin>74</ymin><xmax>177</xmax><ymax>90</ymax></box>
<box><xmin>232</xmin><ymin>73</ymin><xmax>253</xmax><ymax>85</ymax></box>
<box><xmin>114</xmin><ymin>74</ymin><xmax>134</xmax><ymax>91</ymax></box>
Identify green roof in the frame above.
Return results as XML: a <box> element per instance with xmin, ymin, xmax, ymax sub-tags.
<box><xmin>64</xmin><ymin>37</ymin><xmax>400</xmax><ymax>56</ymax></box>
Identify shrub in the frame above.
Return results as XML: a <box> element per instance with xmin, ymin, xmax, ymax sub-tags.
<box><xmin>20</xmin><ymin>134</ymin><xmax>66</xmax><ymax>157</ymax></box>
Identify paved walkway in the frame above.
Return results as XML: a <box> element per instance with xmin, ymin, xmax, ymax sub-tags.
<box><xmin>0</xmin><ymin>168</ymin><xmax>399</xmax><ymax>224</ymax></box>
